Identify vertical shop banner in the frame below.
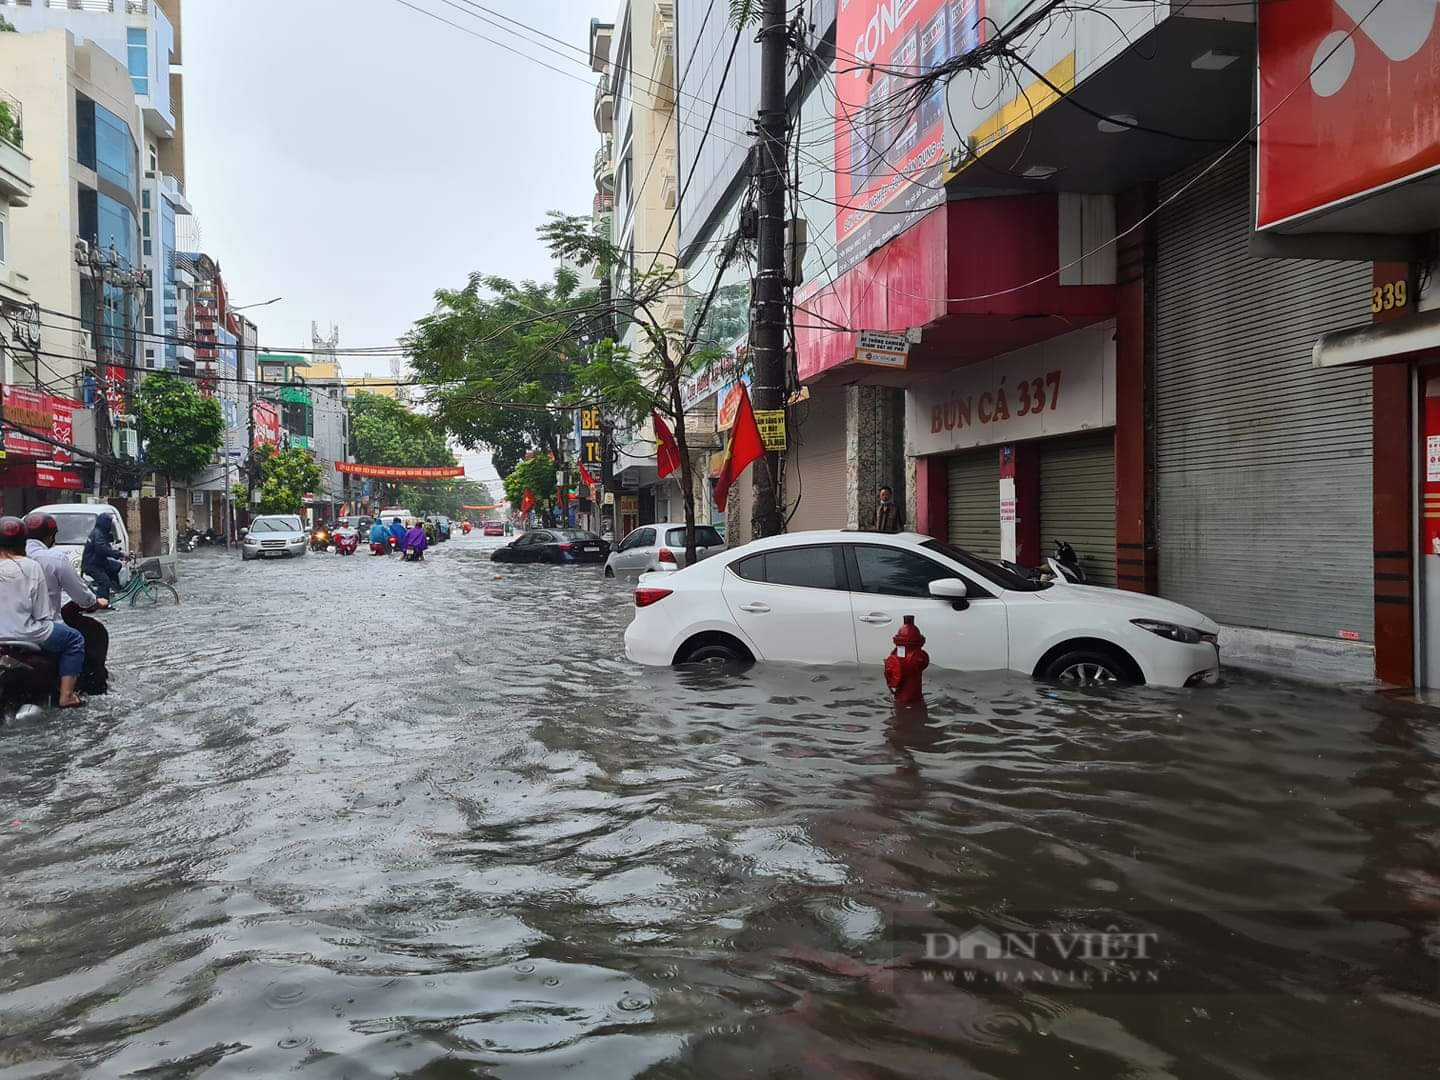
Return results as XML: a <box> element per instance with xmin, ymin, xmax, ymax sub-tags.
<box><xmin>1257</xmin><ymin>2</ymin><xmax>1440</xmax><ymax>229</ymax></box>
<box><xmin>835</xmin><ymin>0</ymin><xmax>976</xmax><ymax>273</ymax></box>
<box><xmin>2</xmin><ymin>387</ymin><xmax>79</xmax><ymax>464</ymax></box>
<box><xmin>251</xmin><ymin>400</ymin><xmax>281</xmax><ymax>450</ymax></box>
<box><xmin>104</xmin><ymin>365</ymin><xmax>128</xmax><ymax>417</ymax></box>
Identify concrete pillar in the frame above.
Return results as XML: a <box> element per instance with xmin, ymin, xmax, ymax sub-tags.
<box><xmin>846</xmin><ymin>385</ymin><xmax>905</xmax><ymax>530</ymax></box>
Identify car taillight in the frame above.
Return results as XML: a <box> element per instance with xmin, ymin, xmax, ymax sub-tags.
<box><xmin>556</xmin><ymin>543</ymin><xmax>572</xmax><ymax>552</ymax></box>
<box><xmin>658</xmin><ymin>548</ymin><xmax>677</xmax><ymax>564</ymax></box>
<box><xmin>634</xmin><ymin>587</ymin><xmax>673</xmax><ymax>608</ymax></box>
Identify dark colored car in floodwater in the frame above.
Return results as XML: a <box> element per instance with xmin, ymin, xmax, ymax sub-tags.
<box><xmin>491</xmin><ymin>529</ymin><xmax>610</xmax><ymax>565</ymax></box>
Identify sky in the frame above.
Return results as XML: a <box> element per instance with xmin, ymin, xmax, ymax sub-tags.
<box><xmin>185</xmin><ymin>0</ymin><xmax>614</xmax><ymax>490</ymax></box>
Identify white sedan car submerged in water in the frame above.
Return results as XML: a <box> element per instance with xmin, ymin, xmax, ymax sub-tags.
<box><xmin>623</xmin><ymin>531</ymin><xmax>1221</xmax><ymax>688</ymax></box>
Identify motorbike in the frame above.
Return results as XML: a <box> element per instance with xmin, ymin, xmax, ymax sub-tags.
<box><xmin>462</xmin><ymin>521</ymin><xmax>473</xmax><ymax>536</ymax></box>
<box><xmin>333</xmin><ymin>529</ymin><xmax>359</xmax><ymax>556</ymax></box>
<box><xmin>0</xmin><ymin>641</ymin><xmax>59</xmax><ymax>723</ymax></box>
<box><xmin>177</xmin><ymin>528</ymin><xmax>199</xmax><ymax>553</ymax></box>
<box><xmin>388</xmin><ymin>535</ymin><xmax>400</xmax><ymax>553</ymax></box>
<box><xmin>310</xmin><ymin>526</ymin><xmax>331</xmax><ymax>553</ymax></box>
<box><xmin>199</xmin><ymin>528</ymin><xmax>220</xmax><ymax>547</ymax></box>
<box><xmin>1003</xmin><ymin>539</ymin><xmax>1088</xmax><ymax>585</ymax></box>
<box><xmin>370</xmin><ymin>540</ymin><xmax>390</xmax><ymax>555</ymax></box>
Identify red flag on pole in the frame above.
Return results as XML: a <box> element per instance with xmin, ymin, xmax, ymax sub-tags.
<box><xmin>713</xmin><ymin>385</ymin><xmax>765</xmax><ymax>513</ymax></box>
<box><xmin>653</xmin><ymin>412</ymin><xmax>682</xmax><ymax>479</ymax></box>
<box><xmin>578</xmin><ymin>461</ymin><xmax>596</xmax><ymax>488</ymax></box>
<box><xmin>520</xmin><ymin>488</ymin><xmax>535</xmax><ymax>514</ymax></box>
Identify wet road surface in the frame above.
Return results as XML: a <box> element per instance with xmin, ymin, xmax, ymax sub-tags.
<box><xmin>2</xmin><ymin>534</ymin><xmax>1440</xmax><ymax>1077</ymax></box>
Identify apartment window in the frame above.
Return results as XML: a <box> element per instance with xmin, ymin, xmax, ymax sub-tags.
<box><xmin>128</xmin><ymin>28</ymin><xmax>149</xmax><ymax>97</ymax></box>
<box><xmin>142</xmin><ymin>190</ymin><xmax>151</xmax><ymax>210</ymax></box>
<box><xmin>147</xmin><ymin>144</ymin><xmax>158</xmax><ymax>174</ymax></box>
<box><xmin>76</xmin><ymin>96</ymin><xmax>96</xmax><ymax>170</ymax></box>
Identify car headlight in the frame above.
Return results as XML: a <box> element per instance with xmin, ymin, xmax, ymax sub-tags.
<box><xmin>1132</xmin><ymin>619</ymin><xmax>1204</xmax><ymax>644</ymax></box>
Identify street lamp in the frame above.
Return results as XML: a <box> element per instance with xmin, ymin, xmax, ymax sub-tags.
<box><xmin>230</xmin><ymin>297</ymin><xmax>284</xmax><ymax>311</ymax></box>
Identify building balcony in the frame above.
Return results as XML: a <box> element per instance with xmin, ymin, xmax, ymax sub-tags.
<box><xmin>588</xmin><ymin>18</ymin><xmax>613</xmax><ymax>74</ymax></box>
<box><xmin>0</xmin><ymin>96</ymin><xmax>32</xmax><ymax>207</ymax></box>
<box><xmin>594</xmin><ymin>140</ymin><xmax>614</xmax><ymax>195</ymax></box>
<box><xmin>594</xmin><ymin>74</ymin><xmax>614</xmax><ymax>135</ymax></box>
<box><xmin>650</xmin><ymin>3</ymin><xmax>675</xmax><ymax>112</ymax></box>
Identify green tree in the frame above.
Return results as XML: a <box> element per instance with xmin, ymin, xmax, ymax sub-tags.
<box><xmin>503</xmin><ymin>455</ymin><xmax>557</xmax><ymax>512</ymax></box>
<box><xmin>0</xmin><ymin>15</ymin><xmax>15</xmax><ymax>32</ymax></box>
<box><xmin>406</xmin><ymin>268</ymin><xmax>602</xmax><ymax>492</ymax></box>
<box><xmin>135</xmin><ymin>372</ymin><xmax>225</xmax><ymax>487</ymax></box>
<box><xmin>348</xmin><ymin>392</ymin><xmax>453</xmax><ymax>468</ymax></box>
<box><xmin>255</xmin><ymin>445</ymin><xmax>323</xmax><ymax>515</ymax></box>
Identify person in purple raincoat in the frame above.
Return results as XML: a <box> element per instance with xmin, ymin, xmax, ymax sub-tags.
<box><xmin>401</xmin><ymin>521</ymin><xmax>428</xmax><ymax>562</ymax></box>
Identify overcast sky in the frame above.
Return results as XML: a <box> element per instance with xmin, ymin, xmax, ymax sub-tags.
<box><xmin>185</xmin><ymin>0</ymin><xmax>612</xmax><ymax>488</ymax></box>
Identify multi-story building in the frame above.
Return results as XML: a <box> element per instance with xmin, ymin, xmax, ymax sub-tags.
<box><xmin>0</xmin><ymin>29</ymin><xmax>146</xmax><ymax>487</ymax></box>
<box><xmin>588</xmin><ymin>0</ymin><xmax>684</xmax><ymax>537</ymax></box>
<box><xmin>304</xmin><ymin>322</ymin><xmax>351</xmax><ymax>517</ymax></box>
<box><xmin>675</xmin><ymin>0</ymin><xmax>1440</xmax><ymax>687</ymax></box>
<box><xmin>0</xmin><ymin>78</ymin><xmax>40</xmax><ymax>386</ymax></box>
<box><xmin>0</xmin><ymin>0</ymin><xmax>189</xmax><ymax>379</ymax></box>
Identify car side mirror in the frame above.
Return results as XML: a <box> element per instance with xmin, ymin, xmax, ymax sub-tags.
<box><xmin>929</xmin><ymin>577</ymin><xmax>969</xmax><ymax>610</ymax></box>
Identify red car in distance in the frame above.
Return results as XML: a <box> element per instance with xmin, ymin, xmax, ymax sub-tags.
<box><xmin>483</xmin><ymin>522</ymin><xmax>505</xmax><ymax>537</ymax></box>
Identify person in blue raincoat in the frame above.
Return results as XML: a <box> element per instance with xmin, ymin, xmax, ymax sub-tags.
<box><xmin>388</xmin><ymin>517</ymin><xmax>406</xmax><ymax>547</ymax></box>
<box><xmin>368</xmin><ymin>518</ymin><xmax>391</xmax><ymax>554</ymax></box>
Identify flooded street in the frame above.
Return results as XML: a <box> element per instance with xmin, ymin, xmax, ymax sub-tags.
<box><xmin>2</xmin><ymin>533</ymin><xmax>1439</xmax><ymax>1078</ymax></box>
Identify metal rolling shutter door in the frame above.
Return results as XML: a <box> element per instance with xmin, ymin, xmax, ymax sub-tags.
<box><xmin>946</xmin><ymin>451</ymin><xmax>1000</xmax><ymax>561</ymax></box>
<box><xmin>1154</xmin><ymin>152</ymin><xmax>1374</xmax><ymax>640</ymax></box>
<box><xmin>785</xmin><ymin>387</ymin><xmax>848</xmax><ymax>532</ymax></box>
<box><xmin>1039</xmin><ymin>432</ymin><xmax>1117</xmax><ymax>587</ymax></box>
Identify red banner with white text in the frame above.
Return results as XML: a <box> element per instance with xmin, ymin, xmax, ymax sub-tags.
<box><xmin>2</xmin><ymin>386</ymin><xmax>80</xmax><ymax>463</ymax></box>
<box><xmin>335</xmin><ymin>462</ymin><xmax>466</xmax><ymax>479</ymax></box>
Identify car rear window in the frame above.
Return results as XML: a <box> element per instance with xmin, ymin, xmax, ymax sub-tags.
<box><xmin>666</xmin><ymin>526</ymin><xmax>723</xmax><ymax>547</ymax></box>
<box><xmin>53</xmin><ymin>513</ymin><xmax>98</xmax><ymax>545</ymax></box>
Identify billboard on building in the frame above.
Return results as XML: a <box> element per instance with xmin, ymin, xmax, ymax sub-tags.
<box><xmin>834</xmin><ymin>0</ymin><xmax>970</xmax><ymax>273</ymax></box>
<box><xmin>251</xmin><ymin>400</ymin><xmax>281</xmax><ymax>449</ymax></box>
<box><xmin>1257</xmin><ymin>3</ymin><xmax>1440</xmax><ymax>230</ymax></box>
<box><xmin>2</xmin><ymin>387</ymin><xmax>79</xmax><ymax>463</ymax></box>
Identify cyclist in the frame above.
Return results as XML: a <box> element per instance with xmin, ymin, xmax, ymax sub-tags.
<box><xmin>0</xmin><ymin>516</ymin><xmax>86</xmax><ymax>707</ymax></box>
<box><xmin>24</xmin><ymin>513</ymin><xmax>110</xmax><ymax>695</ymax></box>
<box><xmin>82</xmin><ymin>514</ymin><xmax>124</xmax><ymax>599</ymax></box>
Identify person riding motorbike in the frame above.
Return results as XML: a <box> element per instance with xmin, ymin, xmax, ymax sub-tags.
<box><xmin>82</xmin><ymin>514</ymin><xmax>124</xmax><ymax>600</ymax></box>
<box><xmin>0</xmin><ymin>516</ymin><xmax>86</xmax><ymax>708</ymax></box>
<box><xmin>388</xmin><ymin>517</ymin><xmax>406</xmax><ymax>550</ymax></box>
<box><xmin>401</xmin><ymin>522</ymin><xmax>428</xmax><ymax>562</ymax></box>
<box><xmin>368</xmin><ymin>518</ymin><xmax>391</xmax><ymax>555</ymax></box>
<box><xmin>25</xmin><ymin>513</ymin><xmax>110</xmax><ymax>695</ymax></box>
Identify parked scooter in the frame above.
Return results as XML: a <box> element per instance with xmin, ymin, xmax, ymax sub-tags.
<box><xmin>1003</xmin><ymin>539</ymin><xmax>1088</xmax><ymax>585</ymax></box>
<box><xmin>177</xmin><ymin>528</ymin><xmax>199</xmax><ymax>553</ymax></box>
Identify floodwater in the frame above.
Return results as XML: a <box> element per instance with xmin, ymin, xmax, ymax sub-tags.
<box><xmin>2</xmin><ymin>534</ymin><xmax>1439</xmax><ymax>1078</ymax></box>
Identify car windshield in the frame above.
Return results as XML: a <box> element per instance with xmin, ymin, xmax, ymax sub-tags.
<box><xmin>53</xmin><ymin>513</ymin><xmax>98</xmax><ymax>545</ymax></box>
<box><xmin>921</xmin><ymin>539</ymin><xmax>1052</xmax><ymax>593</ymax></box>
<box><xmin>251</xmin><ymin>517</ymin><xmax>302</xmax><ymax>534</ymax></box>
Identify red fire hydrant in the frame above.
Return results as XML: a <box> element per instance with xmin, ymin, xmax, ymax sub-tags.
<box><xmin>884</xmin><ymin>615</ymin><xmax>929</xmax><ymax>707</ymax></box>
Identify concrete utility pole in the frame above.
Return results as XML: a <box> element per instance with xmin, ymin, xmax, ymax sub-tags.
<box><xmin>750</xmin><ymin>0</ymin><xmax>789</xmax><ymax>539</ymax></box>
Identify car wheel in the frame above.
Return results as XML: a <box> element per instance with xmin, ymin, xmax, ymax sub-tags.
<box><xmin>604</xmin><ymin>565</ymin><xmax>615</xmax><ymax>578</ymax></box>
<box><xmin>679</xmin><ymin>639</ymin><xmax>752</xmax><ymax>668</ymax></box>
<box><xmin>241</xmin><ymin>551</ymin><xmax>253</xmax><ymax>562</ymax></box>
<box><xmin>1041</xmin><ymin>648</ymin><xmax>1133</xmax><ymax>687</ymax></box>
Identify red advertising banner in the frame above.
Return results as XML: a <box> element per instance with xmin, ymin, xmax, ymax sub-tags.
<box><xmin>2</xmin><ymin>386</ymin><xmax>79</xmax><ymax>463</ymax></box>
<box><xmin>1257</xmin><ymin>3</ymin><xmax>1440</xmax><ymax>230</ymax></box>
<box><xmin>334</xmin><ymin>462</ymin><xmax>466</xmax><ymax>479</ymax></box>
<box><xmin>103</xmin><ymin>365</ymin><xmax>128</xmax><ymax>417</ymax></box>
<box><xmin>834</xmin><ymin>0</ymin><xmax>975</xmax><ymax>273</ymax></box>
<box><xmin>0</xmin><ymin>462</ymin><xmax>85</xmax><ymax>490</ymax></box>
<box><xmin>252</xmin><ymin>400</ymin><xmax>281</xmax><ymax>449</ymax></box>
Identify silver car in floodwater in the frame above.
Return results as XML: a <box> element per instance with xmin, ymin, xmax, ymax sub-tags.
<box><xmin>240</xmin><ymin>514</ymin><xmax>309</xmax><ymax>561</ymax></box>
<box><xmin>603</xmin><ymin>522</ymin><xmax>727</xmax><ymax>576</ymax></box>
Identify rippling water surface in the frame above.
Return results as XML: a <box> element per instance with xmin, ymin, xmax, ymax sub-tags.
<box><xmin>2</xmin><ymin>535</ymin><xmax>1439</xmax><ymax>1078</ymax></box>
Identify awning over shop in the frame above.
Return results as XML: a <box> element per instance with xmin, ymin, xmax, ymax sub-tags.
<box><xmin>1312</xmin><ymin>309</ymin><xmax>1440</xmax><ymax>369</ymax></box>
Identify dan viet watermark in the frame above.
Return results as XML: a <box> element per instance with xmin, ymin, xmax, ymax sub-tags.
<box><xmin>921</xmin><ymin>925</ymin><xmax>1162</xmax><ymax>989</ymax></box>
<box><xmin>881</xmin><ymin>911</ymin><xmax>1440</xmax><ymax>996</ymax></box>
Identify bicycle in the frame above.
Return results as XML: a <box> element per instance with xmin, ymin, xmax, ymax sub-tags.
<box><xmin>94</xmin><ymin>555</ymin><xmax>180</xmax><ymax>607</ymax></box>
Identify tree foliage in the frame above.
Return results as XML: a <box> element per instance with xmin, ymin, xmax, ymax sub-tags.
<box><xmin>347</xmin><ymin>391</ymin><xmax>453</xmax><ymax>468</ymax></box>
<box><xmin>254</xmin><ymin>445</ymin><xmax>323</xmax><ymax>515</ymax></box>
<box><xmin>135</xmin><ymin>372</ymin><xmax>225</xmax><ymax>484</ymax></box>
<box><xmin>406</xmin><ymin>269</ymin><xmax>602</xmax><ymax>475</ymax></box>
<box><xmin>502</xmin><ymin>455</ymin><xmax>557</xmax><ymax>510</ymax></box>
<box><xmin>391</xmin><ymin>479</ymin><xmax>494</xmax><ymax>519</ymax></box>
<box><xmin>0</xmin><ymin>15</ymin><xmax>15</xmax><ymax>32</ymax></box>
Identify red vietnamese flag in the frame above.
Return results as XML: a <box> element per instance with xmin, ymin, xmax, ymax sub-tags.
<box><xmin>713</xmin><ymin>384</ymin><xmax>765</xmax><ymax>513</ymax></box>
<box><xmin>577</xmin><ymin>460</ymin><xmax>596</xmax><ymax>488</ymax></box>
<box><xmin>653</xmin><ymin>411</ymin><xmax>681</xmax><ymax>479</ymax></box>
<box><xmin>520</xmin><ymin>488</ymin><xmax>535</xmax><ymax>514</ymax></box>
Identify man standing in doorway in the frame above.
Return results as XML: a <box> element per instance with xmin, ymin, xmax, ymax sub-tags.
<box><xmin>875</xmin><ymin>485</ymin><xmax>904</xmax><ymax>533</ymax></box>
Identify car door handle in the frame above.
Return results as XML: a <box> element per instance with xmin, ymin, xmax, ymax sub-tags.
<box><xmin>858</xmin><ymin>613</ymin><xmax>892</xmax><ymax>625</ymax></box>
<box><xmin>738</xmin><ymin>602</ymin><xmax>770</xmax><ymax>614</ymax></box>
